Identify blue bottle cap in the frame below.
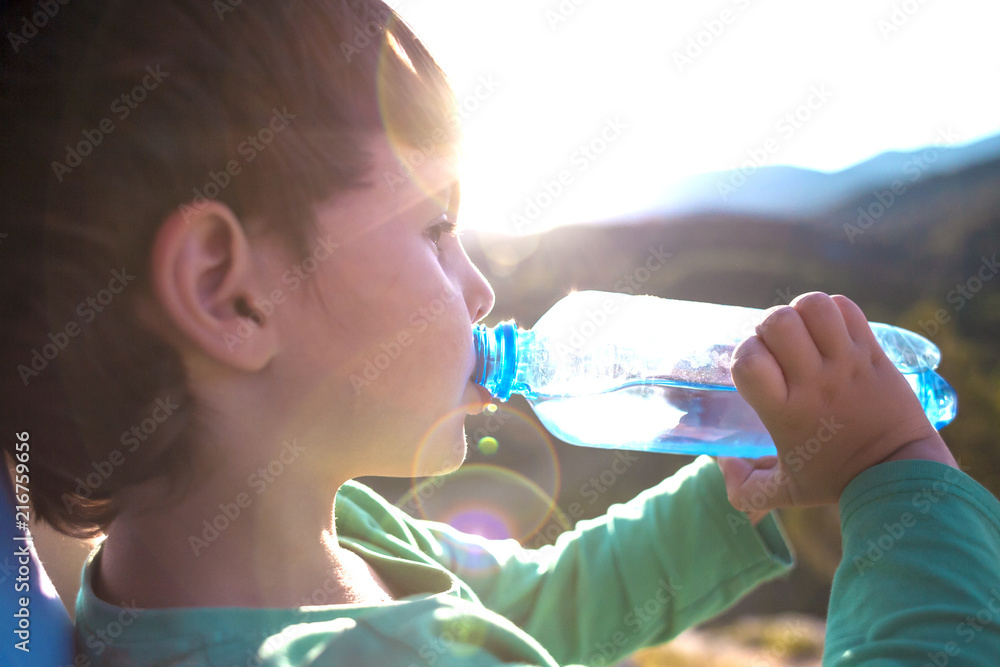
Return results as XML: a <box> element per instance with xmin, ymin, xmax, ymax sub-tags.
<box><xmin>472</xmin><ymin>321</ymin><xmax>519</xmax><ymax>401</ymax></box>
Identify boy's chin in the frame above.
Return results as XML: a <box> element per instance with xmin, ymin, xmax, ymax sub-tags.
<box><xmin>409</xmin><ymin>433</ymin><xmax>468</xmax><ymax>478</ymax></box>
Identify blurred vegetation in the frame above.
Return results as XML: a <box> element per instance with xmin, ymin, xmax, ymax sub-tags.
<box><xmin>367</xmin><ymin>155</ymin><xmax>1000</xmax><ymax>623</ymax></box>
<box><xmin>630</xmin><ymin>613</ymin><xmax>825</xmax><ymax>666</ymax></box>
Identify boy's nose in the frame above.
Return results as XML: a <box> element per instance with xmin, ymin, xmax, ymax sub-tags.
<box><xmin>462</xmin><ymin>255</ymin><xmax>494</xmax><ymax>324</ymax></box>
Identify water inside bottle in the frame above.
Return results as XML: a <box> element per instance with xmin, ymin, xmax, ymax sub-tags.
<box><xmin>530</xmin><ymin>378</ymin><xmax>777</xmax><ymax>458</ymax></box>
<box><xmin>528</xmin><ymin>369</ymin><xmax>955</xmax><ymax>458</ymax></box>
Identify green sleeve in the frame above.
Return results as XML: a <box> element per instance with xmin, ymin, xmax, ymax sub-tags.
<box><xmin>422</xmin><ymin>455</ymin><xmax>793</xmax><ymax>666</ymax></box>
<box><xmin>825</xmin><ymin>460</ymin><xmax>1000</xmax><ymax>665</ymax></box>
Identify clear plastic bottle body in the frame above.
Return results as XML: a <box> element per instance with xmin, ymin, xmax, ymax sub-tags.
<box><xmin>472</xmin><ymin>291</ymin><xmax>957</xmax><ymax>457</ymax></box>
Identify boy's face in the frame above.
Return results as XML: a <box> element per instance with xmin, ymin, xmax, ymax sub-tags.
<box><xmin>258</xmin><ymin>134</ymin><xmax>494</xmax><ymax>480</ymax></box>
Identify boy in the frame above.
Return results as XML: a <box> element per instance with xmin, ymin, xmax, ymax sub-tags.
<box><xmin>2</xmin><ymin>1</ymin><xmax>998</xmax><ymax>665</ymax></box>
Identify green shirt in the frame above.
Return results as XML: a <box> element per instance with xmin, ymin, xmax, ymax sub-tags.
<box><xmin>75</xmin><ymin>456</ymin><xmax>792</xmax><ymax>665</ymax></box>
<box><xmin>76</xmin><ymin>456</ymin><xmax>1000</xmax><ymax>665</ymax></box>
<box><xmin>824</xmin><ymin>460</ymin><xmax>1000</xmax><ymax>665</ymax></box>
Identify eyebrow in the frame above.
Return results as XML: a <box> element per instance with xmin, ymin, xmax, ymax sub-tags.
<box><xmin>430</xmin><ymin>183</ymin><xmax>462</xmax><ymax>228</ymax></box>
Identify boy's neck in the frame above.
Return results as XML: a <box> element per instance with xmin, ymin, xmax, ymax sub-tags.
<box><xmin>94</xmin><ymin>474</ymin><xmax>394</xmax><ymax>609</ymax></box>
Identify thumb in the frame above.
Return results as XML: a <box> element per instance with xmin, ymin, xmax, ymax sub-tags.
<box><xmin>716</xmin><ymin>456</ymin><xmax>795</xmax><ymax>513</ymax></box>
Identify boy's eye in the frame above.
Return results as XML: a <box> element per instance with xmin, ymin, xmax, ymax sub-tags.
<box><xmin>425</xmin><ymin>214</ymin><xmax>458</xmax><ymax>252</ymax></box>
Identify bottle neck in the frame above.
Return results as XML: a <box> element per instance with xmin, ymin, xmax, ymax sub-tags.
<box><xmin>472</xmin><ymin>321</ymin><xmax>521</xmax><ymax>401</ymax></box>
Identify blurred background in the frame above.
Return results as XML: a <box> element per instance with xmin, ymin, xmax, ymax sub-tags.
<box><xmin>363</xmin><ymin>1</ymin><xmax>1000</xmax><ymax>664</ymax></box>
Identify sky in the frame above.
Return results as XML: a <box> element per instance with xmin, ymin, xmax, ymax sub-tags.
<box><xmin>393</xmin><ymin>0</ymin><xmax>1000</xmax><ymax>235</ymax></box>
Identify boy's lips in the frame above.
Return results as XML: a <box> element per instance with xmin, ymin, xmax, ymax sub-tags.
<box><xmin>466</xmin><ymin>382</ymin><xmax>494</xmax><ymax>414</ymax></box>
<box><xmin>475</xmin><ymin>384</ymin><xmax>493</xmax><ymax>405</ymax></box>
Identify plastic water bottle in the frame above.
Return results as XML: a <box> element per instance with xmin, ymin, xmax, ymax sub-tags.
<box><xmin>471</xmin><ymin>291</ymin><xmax>957</xmax><ymax>458</ymax></box>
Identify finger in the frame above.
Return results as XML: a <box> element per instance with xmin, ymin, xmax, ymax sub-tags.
<box><xmin>754</xmin><ymin>305</ymin><xmax>823</xmax><ymax>386</ymax></box>
<box><xmin>717</xmin><ymin>456</ymin><xmax>793</xmax><ymax>513</ymax></box>
<box><xmin>789</xmin><ymin>292</ymin><xmax>852</xmax><ymax>360</ymax></box>
<box><xmin>830</xmin><ymin>294</ymin><xmax>877</xmax><ymax>343</ymax></box>
<box><xmin>716</xmin><ymin>455</ymin><xmax>778</xmax><ymax>481</ymax></box>
<box><xmin>731</xmin><ymin>335</ymin><xmax>788</xmax><ymax>407</ymax></box>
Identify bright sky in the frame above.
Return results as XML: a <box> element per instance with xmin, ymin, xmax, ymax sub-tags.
<box><xmin>395</xmin><ymin>0</ymin><xmax>1000</xmax><ymax>235</ymax></box>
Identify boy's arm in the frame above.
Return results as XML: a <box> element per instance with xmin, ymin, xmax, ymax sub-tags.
<box><xmin>825</xmin><ymin>459</ymin><xmax>1000</xmax><ymax>664</ymax></box>
<box><xmin>718</xmin><ymin>292</ymin><xmax>1000</xmax><ymax>662</ymax></box>
<box><xmin>420</xmin><ymin>456</ymin><xmax>792</xmax><ymax>666</ymax></box>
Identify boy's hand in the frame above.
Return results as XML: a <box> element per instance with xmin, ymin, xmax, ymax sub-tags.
<box><xmin>717</xmin><ymin>292</ymin><xmax>956</xmax><ymax>512</ymax></box>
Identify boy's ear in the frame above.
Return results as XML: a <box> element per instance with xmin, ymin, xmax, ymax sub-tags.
<box><xmin>148</xmin><ymin>202</ymin><xmax>277</xmax><ymax>371</ymax></box>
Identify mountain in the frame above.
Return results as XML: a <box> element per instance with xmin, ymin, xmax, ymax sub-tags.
<box><xmin>654</xmin><ymin>131</ymin><xmax>1000</xmax><ymax>220</ymax></box>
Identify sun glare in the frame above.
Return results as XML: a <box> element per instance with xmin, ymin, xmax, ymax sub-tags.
<box><xmin>397</xmin><ymin>0</ymin><xmax>1000</xmax><ymax>235</ymax></box>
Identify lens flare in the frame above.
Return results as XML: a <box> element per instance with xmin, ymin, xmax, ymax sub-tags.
<box><xmin>410</xmin><ymin>405</ymin><xmax>476</xmax><ymax>478</ymax></box>
<box><xmin>401</xmin><ymin>402</ymin><xmax>571</xmax><ymax>550</ymax></box>
<box><xmin>398</xmin><ymin>464</ymin><xmax>562</xmax><ymax>548</ymax></box>
<box><xmin>375</xmin><ymin>24</ymin><xmax>461</xmax><ymax>209</ymax></box>
<box><xmin>465</xmin><ymin>402</ymin><xmax>561</xmax><ymax>503</ymax></box>
<box><xmin>476</xmin><ymin>436</ymin><xmax>498</xmax><ymax>455</ymax></box>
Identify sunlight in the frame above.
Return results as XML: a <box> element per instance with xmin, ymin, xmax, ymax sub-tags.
<box><xmin>396</xmin><ymin>0</ymin><xmax>1000</xmax><ymax>235</ymax></box>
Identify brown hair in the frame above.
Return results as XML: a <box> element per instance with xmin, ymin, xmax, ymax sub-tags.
<box><xmin>0</xmin><ymin>0</ymin><xmax>458</xmax><ymax>537</ymax></box>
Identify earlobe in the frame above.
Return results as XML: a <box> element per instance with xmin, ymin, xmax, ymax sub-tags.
<box><xmin>148</xmin><ymin>202</ymin><xmax>277</xmax><ymax>371</ymax></box>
